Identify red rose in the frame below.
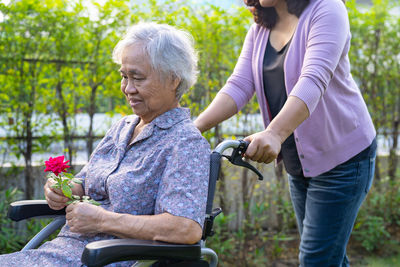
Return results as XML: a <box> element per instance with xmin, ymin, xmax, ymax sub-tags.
<box><xmin>44</xmin><ymin>156</ymin><xmax>71</xmax><ymax>176</ymax></box>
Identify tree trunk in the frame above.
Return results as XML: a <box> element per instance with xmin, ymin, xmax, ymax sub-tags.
<box><xmin>20</xmin><ymin>60</ymin><xmax>36</xmax><ymax>200</ymax></box>
<box><xmin>374</xmin><ymin>157</ymin><xmax>381</xmax><ymax>181</ymax></box>
<box><xmin>55</xmin><ymin>64</ymin><xmax>73</xmax><ymax>165</ymax></box>
<box><xmin>24</xmin><ymin>115</ymin><xmax>34</xmax><ymax>199</ymax></box>
<box><xmin>388</xmin><ymin>121</ymin><xmax>399</xmax><ymax>180</ymax></box>
<box><xmin>388</xmin><ymin>91</ymin><xmax>400</xmax><ymax>181</ymax></box>
<box><xmin>241</xmin><ymin>167</ymin><xmax>250</xmax><ymax>228</ymax></box>
<box><xmin>87</xmin><ymin>84</ymin><xmax>98</xmax><ymax>158</ymax></box>
<box><xmin>274</xmin><ymin>161</ymin><xmax>285</xmax><ymax>230</ymax></box>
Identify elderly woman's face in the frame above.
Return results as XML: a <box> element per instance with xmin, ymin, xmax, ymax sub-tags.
<box><xmin>119</xmin><ymin>44</ymin><xmax>179</xmax><ymax>123</ymax></box>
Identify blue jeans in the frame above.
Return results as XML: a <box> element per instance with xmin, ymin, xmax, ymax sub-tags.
<box><xmin>288</xmin><ymin>147</ymin><xmax>376</xmax><ymax>266</ymax></box>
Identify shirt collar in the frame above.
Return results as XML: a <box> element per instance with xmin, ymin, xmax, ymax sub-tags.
<box><xmin>125</xmin><ymin>107</ymin><xmax>190</xmax><ymax>129</ymax></box>
<box><xmin>152</xmin><ymin>107</ymin><xmax>190</xmax><ymax>129</ymax></box>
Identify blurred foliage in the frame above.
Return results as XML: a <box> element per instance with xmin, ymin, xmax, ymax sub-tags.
<box><xmin>0</xmin><ymin>187</ymin><xmax>25</xmax><ymax>253</ymax></box>
<box><xmin>347</xmin><ymin>0</ymin><xmax>400</xmax><ymax>181</ymax></box>
<box><xmin>0</xmin><ymin>187</ymin><xmax>59</xmax><ymax>253</ymax></box>
<box><xmin>346</xmin><ymin>0</ymin><xmax>400</xmax><ymax>256</ymax></box>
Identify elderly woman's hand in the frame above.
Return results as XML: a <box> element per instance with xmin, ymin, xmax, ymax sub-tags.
<box><xmin>44</xmin><ymin>178</ymin><xmax>70</xmax><ymax>210</ymax></box>
<box><xmin>244</xmin><ymin>129</ymin><xmax>282</xmax><ymax>164</ymax></box>
<box><xmin>66</xmin><ymin>202</ymin><xmax>105</xmax><ymax>234</ymax></box>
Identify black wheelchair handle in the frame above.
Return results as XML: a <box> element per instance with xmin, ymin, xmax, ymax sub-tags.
<box><xmin>213</xmin><ymin>139</ymin><xmax>244</xmax><ymax>154</ymax></box>
<box><xmin>220</xmin><ymin>140</ymin><xmax>264</xmax><ymax>181</ymax></box>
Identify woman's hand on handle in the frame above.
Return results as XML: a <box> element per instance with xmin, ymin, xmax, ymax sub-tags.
<box><xmin>243</xmin><ymin>96</ymin><xmax>310</xmax><ymax>164</ymax></box>
<box><xmin>244</xmin><ymin>130</ymin><xmax>282</xmax><ymax>164</ymax></box>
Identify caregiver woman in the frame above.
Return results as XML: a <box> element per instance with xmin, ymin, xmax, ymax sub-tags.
<box><xmin>194</xmin><ymin>0</ymin><xmax>376</xmax><ymax>266</ymax></box>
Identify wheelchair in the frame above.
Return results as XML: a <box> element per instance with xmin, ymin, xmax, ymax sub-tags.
<box><xmin>8</xmin><ymin>140</ymin><xmax>263</xmax><ymax>267</ymax></box>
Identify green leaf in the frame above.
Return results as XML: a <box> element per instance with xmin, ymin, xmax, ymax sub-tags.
<box><xmin>72</xmin><ymin>178</ymin><xmax>83</xmax><ymax>184</ymax></box>
<box><xmin>63</xmin><ymin>172</ymin><xmax>74</xmax><ymax>179</ymax></box>
<box><xmin>51</xmin><ymin>184</ymin><xmax>61</xmax><ymax>189</ymax></box>
<box><xmin>89</xmin><ymin>199</ymin><xmax>101</xmax><ymax>206</ymax></box>
<box><xmin>62</xmin><ymin>184</ymin><xmax>72</xmax><ymax>199</ymax></box>
<box><xmin>47</xmin><ymin>173</ymin><xmax>57</xmax><ymax>180</ymax></box>
<box><xmin>66</xmin><ymin>199</ymin><xmax>80</xmax><ymax>205</ymax></box>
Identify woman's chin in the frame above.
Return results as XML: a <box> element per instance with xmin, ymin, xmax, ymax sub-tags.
<box><xmin>130</xmin><ymin>107</ymin><xmax>147</xmax><ymax>118</ymax></box>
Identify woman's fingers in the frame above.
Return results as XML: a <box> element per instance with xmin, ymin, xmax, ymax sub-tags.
<box><xmin>65</xmin><ymin>204</ymin><xmax>74</xmax><ymax>220</ymax></box>
<box><xmin>45</xmin><ymin>178</ymin><xmax>63</xmax><ymax>195</ymax></box>
<box><xmin>45</xmin><ymin>193</ymin><xmax>67</xmax><ymax>210</ymax></box>
<box><xmin>243</xmin><ymin>135</ymin><xmax>256</xmax><ymax>157</ymax></box>
<box><xmin>244</xmin><ymin>134</ymin><xmax>265</xmax><ymax>161</ymax></box>
<box><xmin>244</xmin><ymin>130</ymin><xmax>282</xmax><ymax>164</ymax></box>
<box><xmin>46</xmin><ymin>188</ymin><xmax>69</xmax><ymax>203</ymax></box>
<box><xmin>44</xmin><ymin>179</ymin><xmax>69</xmax><ymax>210</ymax></box>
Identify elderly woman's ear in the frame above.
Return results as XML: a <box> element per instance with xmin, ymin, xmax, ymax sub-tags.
<box><xmin>171</xmin><ymin>76</ymin><xmax>181</xmax><ymax>93</ymax></box>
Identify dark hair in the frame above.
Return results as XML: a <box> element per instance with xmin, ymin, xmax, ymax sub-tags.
<box><xmin>244</xmin><ymin>0</ymin><xmax>310</xmax><ymax>29</ymax></box>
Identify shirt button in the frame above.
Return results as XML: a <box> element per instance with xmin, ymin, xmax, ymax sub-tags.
<box><xmin>295</xmin><ymin>138</ymin><xmax>299</xmax><ymax>142</ymax></box>
<box><xmin>305</xmin><ymin>169</ymin><xmax>310</xmax><ymax>172</ymax></box>
<box><xmin>300</xmin><ymin>154</ymin><xmax>305</xmax><ymax>159</ymax></box>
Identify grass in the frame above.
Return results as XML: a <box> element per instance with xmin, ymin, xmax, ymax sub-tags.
<box><xmin>354</xmin><ymin>254</ymin><xmax>400</xmax><ymax>267</ymax></box>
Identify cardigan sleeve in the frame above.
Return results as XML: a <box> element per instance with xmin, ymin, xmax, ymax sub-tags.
<box><xmin>219</xmin><ymin>24</ymin><xmax>257</xmax><ymax>111</ymax></box>
<box><xmin>289</xmin><ymin>0</ymin><xmax>350</xmax><ymax>114</ymax></box>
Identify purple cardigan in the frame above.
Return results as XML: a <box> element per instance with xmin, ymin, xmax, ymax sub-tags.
<box><xmin>220</xmin><ymin>0</ymin><xmax>375</xmax><ymax>177</ymax></box>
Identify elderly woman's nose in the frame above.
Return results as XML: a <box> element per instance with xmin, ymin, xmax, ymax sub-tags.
<box><xmin>125</xmin><ymin>80</ymin><xmax>138</xmax><ymax>94</ymax></box>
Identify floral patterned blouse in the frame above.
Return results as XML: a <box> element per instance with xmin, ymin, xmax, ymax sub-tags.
<box><xmin>0</xmin><ymin>107</ymin><xmax>210</xmax><ymax>267</ymax></box>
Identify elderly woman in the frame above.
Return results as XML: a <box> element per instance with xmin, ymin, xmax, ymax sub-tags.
<box><xmin>0</xmin><ymin>22</ymin><xmax>210</xmax><ymax>266</ymax></box>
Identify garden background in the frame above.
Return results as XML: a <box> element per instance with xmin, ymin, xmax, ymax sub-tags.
<box><xmin>1</xmin><ymin>0</ymin><xmax>400</xmax><ymax>266</ymax></box>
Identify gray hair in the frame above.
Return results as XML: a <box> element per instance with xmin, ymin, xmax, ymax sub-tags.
<box><xmin>113</xmin><ymin>22</ymin><xmax>198</xmax><ymax>100</ymax></box>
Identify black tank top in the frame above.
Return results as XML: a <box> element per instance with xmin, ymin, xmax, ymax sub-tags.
<box><xmin>262</xmin><ymin>36</ymin><xmax>303</xmax><ymax>176</ymax></box>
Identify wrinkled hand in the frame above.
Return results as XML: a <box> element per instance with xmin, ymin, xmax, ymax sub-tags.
<box><xmin>66</xmin><ymin>202</ymin><xmax>105</xmax><ymax>234</ymax></box>
<box><xmin>244</xmin><ymin>130</ymin><xmax>282</xmax><ymax>164</ymax></box>
<box><xmin>44</xmin><ymin>178</ymin><xmax>69</xmax><ymax>210</ymax></box>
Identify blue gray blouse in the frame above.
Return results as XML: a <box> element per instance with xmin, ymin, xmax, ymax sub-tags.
<box><xmin>0</xmin><ymin>107</ymin><xmax>210</xmax><ymax>267</ymax></box>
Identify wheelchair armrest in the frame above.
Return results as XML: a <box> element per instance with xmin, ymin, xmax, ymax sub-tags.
<box><xmin>81</xmin><ymin>238</ymin><xmax>201</xmax><ymax>267</ymax></box>
<box><xmin>8</xmin><ymin>200</ymin><xmax>66</xmax><ymax>221</ymax></box>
